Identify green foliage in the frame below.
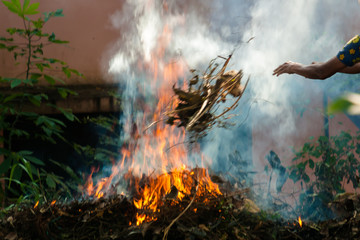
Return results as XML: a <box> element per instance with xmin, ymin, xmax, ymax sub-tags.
<box><xmin>288</xmin><ymin>131</ymin><xmax>360</xmax><ymax>220</ymax></box>
<box><xmin>0</xmin><ymin>0</ymin><xmax>83</xmax><ymax>205</ymax></box>
<box><xmin>328</xmin><ymin>93</ymin><xmax>360</xmax><ymax>115</ymax></box>
<box><xmin>79</xmin><ymin>111</ymin><xmax>123</xmax><ymax>167</ymax></box>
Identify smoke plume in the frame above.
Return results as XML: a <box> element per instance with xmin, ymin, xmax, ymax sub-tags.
<box><xmin>106</xmin><ymin>0</ymin><xmax>360</xmax><ymax>195</ymax></box>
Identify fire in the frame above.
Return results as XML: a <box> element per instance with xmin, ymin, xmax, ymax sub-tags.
<box><xmin>51</xmin><ymin>200</ymin><xmax>56</xmax><ymax>206</ymax></box>
<box><xmin>34</xmin><ymin>200</ymin><xmax>39</xmax><ymax>209</ymax></box>
<box><xmin>298</xmin><ymin>216</ymin><xmax>303</xmax><ymax>227</ymax></box>
<box><xmin>136</xmin><ymin>213</ymin><xmax>147</xmax><ymax>226</ymax></box>
<box><xmin>82</xmin><ymin>1</ymin><xmax>222</xmax><ymax>226</ymax></box>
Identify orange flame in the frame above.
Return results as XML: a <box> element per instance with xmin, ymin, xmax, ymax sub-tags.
<box><xmin>51</xmin><ymin>200</ymin><xmax>56</xmax><ymax>206</ymax></box>
<box><xmin>34</xmin><ymin>200</ymin><xmax>39</xmax><ymax>209</ymax></box>
<box><xmin>298</xmin><ymin>216</ymin><xmax>303</xmax><ymax>227</ymax></box>
<box><xmin>82</xmin><ymin>5</ymin><xmax>222</xmax><ymax>226</ymax></box>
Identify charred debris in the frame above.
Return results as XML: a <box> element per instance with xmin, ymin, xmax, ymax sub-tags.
<box><xmin>2</xmin><ymin>171</ymin><xmax>360</xmax><ymax>240</ymax></box>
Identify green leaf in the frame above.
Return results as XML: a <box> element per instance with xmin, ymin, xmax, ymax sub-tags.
<box><xmin>48</xmin><ymin>32</ymin><xmax>56</xmax><ymax>41</ymax></box>
<box><xmin>13</xmin><ymin>0</ymin><xmax>22</xmax><ymax>12</ymax></box>
<box><xmin>44</xmin><ymin>57</ymin><xmax>66</xmax><ymax>65</ymax></box>
<box><xmin>3</xmin><ymin>93</ymin><xmax>22</xmax><ymax>103</ymax></box>
<box><xmin>8</xmin><ymin>163</ymin><xmax>21</xmax><ymax>188</ymax></box>
<box><xmin>2</xmin><ymin>0</ymin><xmax>21</xmax><ymax>16</ymax></box>
<box><xmin>32</xmin><ymin>45</ymin><xmax>43</xmax><ymax>55</ymax></box>
<box><xmin>302</xmin><ymin>173</ymin><xmax>310</xmax><ymax>183</ymax></box>
<box><xmin>27</xmin><ymin>94</ymin><xmax>42</xmax><ymax>107</ymax></box>
<box><xmin>53</xmin><ymin>9</ymin><xmax>63</xmax><ymax>17</ymax></box>
<box><xmin>35</xmin><ymin>63</ymin><xmax>43</xmax><ymax>72</ymax></box>
<box><xmin>0</xmin><ymin>37</ymin><xmax>13</xmax><ymax>42</ymax></box>
<box><xmin>23</xmin><ymin>0</ymin><xmax>29</xmax><ymax>10</ymax></box>
<box><xmin>18</xmin><ymin>161</ymin><xmax>33</xmax><ymax>181</ymax></box>
<box><xmin>23</xmin><ymin>2</ymin><xmax>39</xmax><ymax>15</ymax></box>
<box><xmin>318</xmin><ymin>135</ymin><xmax>328</xmax><ymax>143</ymax></box>
<box><xmin>297</xmin><ymin>162</ymin><xmax>306</xmax><ymax>171</ymax></box>
<box><xmin>62</xmin><ymin>67</ymin><xmax>71</xmax><ymax>78</ymax></box>
<box><xmin>62</xmin><ymin>110</ymin><xmax>75</xmax><ymax>121</ymax></box>
<box><xmin>10</xmin><ymin>78</ymin><xmax>22</xmax><ymax>88</ymax></box>
<box><xmin>19</xmin><ymin>111</ymin><xmax>38</xmax><ymax>117</ymax></box>
<box><xmin>30</xmin><ymin>73</ymin><xmax>42</xmax><ymax>80</ymax></box>
<box><xmin>328</xmin><ymin>97</ymin><xmax>353</xmax><ymax>114</ymax></box>
<box><xmin>26</xmin><ymin>156</ymin><xmax>45</xmax><ymax>166</ymax></box>
<box><xmin>57</xmin><ymin>88</ymin><xmax>68</xmax><ymax>98</ymax></box>
<box><xmin>51</xmin><ymin>39</ymin><xmax>69</xmax><ymax>44</ymax></box>
<box><xmin>57</xmin><ymin>88</ymin><xmax>77</xmax><ymax>99</ymax></box>
<box><xmin>18</xmin><ymin>150</ymin><xmax>33</xmax><ymax>156</ymax></box>
<box><xmin>46</xmin><ymin>175</ymin><xmax>56</xmax><ymax>188</ymax></box>
<box><xmin>42</xmin><ymin>125</ymin><xmax>52</xmax><ymax>136</ymax></box>
<box><xmin>6</xmin><ymin>45</ymin><xmax>17</xmax><ymax>51</ymax></box>
<box><xmin>31</xmin><ymin>18</ymin><xmax>44</xmax><ymax>29</ymax></box>
<box><xmin>6</xmin><ymin>27</ymin><xmax>17</xmax><ymax>35</ymax></box>
<box><xmin>43</xmin><ymin>9</ymin><xmax>63</xmax><ymax>22</ymax></box>
<box><xmin>44</xmin><ymin>74</ymin><xmax>56</xmax><ymax>85</ymax></box>
<box><xmin>48</xmin><ymin>33</ymin><xmax>70</xmax><ymax>44</ymax></box>
<box><xmin>308</xmin><ymin>159</ymin><xmax>315</xmax><ymax>169</ymax></box>
<box><xmin>40</xmin><ymin>93</ymin><xmax>48</xmax><ymax>100</ymax></box>
<box><xmin>69</xmin><ymin>68</ymin><xmax>83</xmax><ymax>77</ymax></box>
<box><xmin>289</xmin><ymin>169</ymin><xmax>299</xmax><ymax>182</ymax></box>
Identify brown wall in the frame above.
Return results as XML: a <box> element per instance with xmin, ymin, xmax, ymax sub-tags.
<box><xmin>0</xmin><ymin>0</ymin><xmax>121</xmax><ymax>84</ymax></box>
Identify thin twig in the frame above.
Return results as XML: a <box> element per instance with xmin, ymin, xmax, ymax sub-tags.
<box><xmin>142</xmin><ymin>118</ymin><xmax>166</xmax><ymax>133</ymax></box>
<box><xmin>162</xmin><ymin>184</ymin><xmax>199</xmax><ymax>240</ymax></box>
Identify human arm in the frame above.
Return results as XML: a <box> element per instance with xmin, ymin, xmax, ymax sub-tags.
<box><xmin>272</xmin><ymin>56</ymin><xmax>347</xmax><ymax>80</ymax></box>
<box><xmin>339</xmin><ymin>62</ymin><xmax>360</xmax><ymax>74</ymax></box>
<box><xmin>273</xmin><ymin>35</ymin><xmax>360</xmax><ymax>80</ymax></box>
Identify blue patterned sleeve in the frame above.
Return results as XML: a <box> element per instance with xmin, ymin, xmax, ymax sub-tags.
<box><xmin>336</xmin><ymin>35</ymin><xmax>360</xmax><ymax>67</ymax></box>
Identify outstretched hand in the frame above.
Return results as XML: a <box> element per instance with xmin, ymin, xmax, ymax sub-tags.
<box><xmin>273</xmin><ymin>61</ymin><xmax>300</xmax><ymax>76</ymax></box>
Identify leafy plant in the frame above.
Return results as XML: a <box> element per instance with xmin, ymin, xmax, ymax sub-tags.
<box><xmin>288</xmin><ymin>131</ymin><xmax>360</xmax><ymax>220</ymax></box>
<box><xmin>0</xmin><ymin>0</ymin><xmax>83</xmax><ymax>205</ymax></box>
<box><xmin>78</xmin><ymin>93</ymin><xmax>123</xmax><ymax>167</ymax></box>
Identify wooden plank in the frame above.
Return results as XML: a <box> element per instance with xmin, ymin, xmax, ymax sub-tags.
<box><xmin>0</xmin><ymin>84</ymin><xmax>122</xmax><ymax>114</ymax></box>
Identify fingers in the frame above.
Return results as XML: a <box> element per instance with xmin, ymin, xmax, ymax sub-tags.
<box><xmin>273</xmin><ymin>62</ymin><xmax>290</xmax><ymax>76</ymax></box>
<box><xmin>273</xmin><ymin>61</ymin><xmax>296</xmax><ymax>76</ymax></box>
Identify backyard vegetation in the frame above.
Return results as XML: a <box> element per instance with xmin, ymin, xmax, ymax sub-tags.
<box><xmin>0</xmin><ymin>0</ymin><xmax>82</xmax><ymax>205</ymax></box>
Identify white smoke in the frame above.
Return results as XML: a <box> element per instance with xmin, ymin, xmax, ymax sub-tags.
<box><xmin>106</xmin><ymin>0</ymin><xmax>360</xmax><ymax>188</ymax></box>
<box><xmin>241</xmin><ymin>0</ymin><xmax>360</xmax><ymax>120</ymax></box>
<box><xmin>108</xmin><ymin>0</ymin><xmax>234</xmax><ymax>75</ymax></box>
<box><xmin>231</xmin><ymin>0</ymin><xmax>360</xmax><ymax>170</ymax></box>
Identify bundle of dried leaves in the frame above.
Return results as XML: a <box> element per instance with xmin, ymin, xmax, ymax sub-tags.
<box><xmin>164</xmin><ymin>54</ymin><xmax>249</xmax><ymax>137</ymax></box>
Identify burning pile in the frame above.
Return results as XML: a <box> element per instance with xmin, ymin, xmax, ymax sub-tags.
<box><xmin>79</xmin><ymin>54</ymin><xmax>250</xmax><ymax>227</ymax></box>
<box><xmin>4</xmin><ymin>187</ymin><xmax>360</xmax><ymax>240</ymax></box>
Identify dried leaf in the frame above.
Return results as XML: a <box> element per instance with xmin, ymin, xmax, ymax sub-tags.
<box><xmin>199</xmin><ymin>224</ymin><xmax>209</xmax><ymax>232</ymax></box>
<box><xmin>5</xmin><ymin>232</ymin><xmax>17</xmax><ymax>240</ymax></box>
